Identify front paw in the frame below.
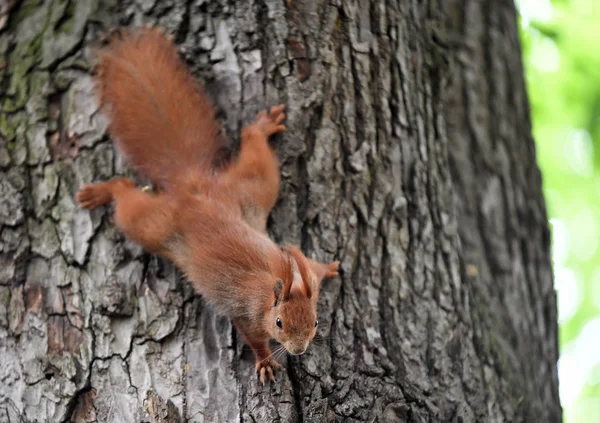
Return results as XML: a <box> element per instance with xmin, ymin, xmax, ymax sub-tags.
<box><xmin>255</xmin><ymin>104</ymin><xmax>286</xmax><ymax>136</ymax></box>
<box><xmin>255</xmin><ymin>357</ymin><xmax>282</xmax><ymax>384</ymax></box>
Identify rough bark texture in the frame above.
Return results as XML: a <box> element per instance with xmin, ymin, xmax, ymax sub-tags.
<box><xmin>0</xmin><ymin>0</ymin><xmax>561</xmax><ymax>422</ymax></box>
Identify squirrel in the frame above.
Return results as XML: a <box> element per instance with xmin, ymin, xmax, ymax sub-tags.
<box><xmin>76</xmin><ymin>27</ymin><xmax>339</xmax><ymax>383</ymax></box>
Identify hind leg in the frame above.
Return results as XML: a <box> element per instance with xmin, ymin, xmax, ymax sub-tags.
<box><xmin>77</xmin><ymin>178</ymin><xmax>175</xmax><ymax>257</ymax></box>
<box><xmin>223</xmin><ymin>105</ymin><xmax>286</xmax><ymax>230</ymax></box>
<box><xmin>231</xmin><ymin>106</ymin><xmax>285</xmax><ymax>183</ymax></box>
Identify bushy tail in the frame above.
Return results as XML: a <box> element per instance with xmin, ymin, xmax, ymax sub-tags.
<box><xmin>95</xmin><ymin>27</ymin><xmax>223</xmax><ymax>190</ymax></box>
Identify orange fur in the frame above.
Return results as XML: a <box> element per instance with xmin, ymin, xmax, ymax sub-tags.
<box><xmin>220</xmin><ymin>105</ymin><xmax>285</xmax><ymax>232</ymax></box>
<box><xmin>286</xmin><ymin>245</ymin><xmax>313</xmax><ymax>298</ymax></box>
<box><xmin>227</xmin><ymin>108</ymin><xmax>340</xmax><ymax>290</ymax></box>
<box><xmin>77</xmin><ymin>27</ymin><xmax>339</xmax><ymax>383</ymax></box>
<box><xmin>95</xmin><ymin>27</ymin><xmax>222</xmax><ymax>190</ymax></box>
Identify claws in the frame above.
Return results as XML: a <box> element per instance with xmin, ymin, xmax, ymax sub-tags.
<box><xmin>326</xmin><ymin>261</ymin><xmax>340</xmax><ymax>278</ymax></box>
<box><xmin>255</xmin><ymin>104</ymin><xmax>286</xmax><ymax>136</ymax></box>
<box><xmin>270</xmin><ymin>104</ymin><xmax>286</xmax><ymax>117</ymax></box>
<box><xmin>256</xmin><ymin>357</ymin><xmax>281</xmax><ymax>384</ymax></box>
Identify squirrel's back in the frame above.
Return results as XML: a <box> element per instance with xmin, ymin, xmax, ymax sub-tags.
<box><xmin>95</xmin><ymin>27</ymin><xmax>223</xmax><ymax>189</ymax></box>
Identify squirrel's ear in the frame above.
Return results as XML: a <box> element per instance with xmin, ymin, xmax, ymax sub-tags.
<box><xmin>274</xmin><ymin>251</ymin><xmax>294</xmax><ymax>303</ymax></box>
<box><xmin>286</xmin><ymin>245</ymin><xmax>313</xmax><ymax>298</ymax></box>
<box><xmin>273</xmin><ymin>278</ymin><xmax>286</xmax><ymax>306</ymax></box>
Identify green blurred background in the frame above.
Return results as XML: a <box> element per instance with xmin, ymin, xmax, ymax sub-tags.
<box><xmin>517</xmin><ymin>0</ymin><xmax>600</xmax><ymax>421</ymax></box>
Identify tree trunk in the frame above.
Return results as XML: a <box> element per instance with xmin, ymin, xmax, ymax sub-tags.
<box><xmin>0</xmin><ymin>0</ymin><xmax>561</xmax><ymax>422</ymax></box>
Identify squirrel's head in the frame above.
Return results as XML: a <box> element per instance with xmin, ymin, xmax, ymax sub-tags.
<box><xmin>265</xmin><ymin>246</ymin><xmax>339</xmax><ymax>355</ymax></box>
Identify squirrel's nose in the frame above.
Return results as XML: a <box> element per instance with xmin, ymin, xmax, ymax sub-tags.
<box><xmin>290</xmin><ymin>346</ymin><xmax>307</xmax><ymax>355</ymax></box>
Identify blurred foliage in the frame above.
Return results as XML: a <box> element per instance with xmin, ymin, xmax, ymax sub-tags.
<box><xmin>517</xmin><ymin>0</ymin><xmax>600</xmax><ymax>422</ymax></box>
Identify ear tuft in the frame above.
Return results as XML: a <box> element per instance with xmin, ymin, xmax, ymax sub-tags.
<box><xmin>285</xmin><ymin>245</ymin><xmax>313</xmax><ymax>298</ymax></box>
<box><xmin>273</xmin><ymin>251</ymin><xmax>294</xmax><ymax>302</ymax></box>
<box><xmin>273</xmin><ymin>278</ymin><xmax>283</xmax><ymax>305</ymax></box>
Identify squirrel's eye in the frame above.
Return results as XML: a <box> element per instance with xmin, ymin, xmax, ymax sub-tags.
<box><xmin>314</xmin><ymin>319</ymin><xmax>319</xmax><ymax>328</ymax></box>
<box><xmin>276</xmin><ymin>318</ymin><xmax>283</xmax><ymax>329</ymax></box>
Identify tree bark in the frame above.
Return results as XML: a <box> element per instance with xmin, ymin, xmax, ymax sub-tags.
<box><xmin>0</xmin><ymin>0</ymin><xmax>561</xmax><ymax>422</ymax></box>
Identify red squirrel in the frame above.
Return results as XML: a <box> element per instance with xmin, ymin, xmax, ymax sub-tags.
<box><xmin>76</xmin><ymin>27</ymin><xmax>339</xmax><ymax>382</ymax></box>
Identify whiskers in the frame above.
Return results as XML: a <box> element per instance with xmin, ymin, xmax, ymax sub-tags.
<box><xmin>271</xmin><ymin>344</ymin><xmax>288</xmax><ymax>363</ymax></box>
<box><xmin>311</xmin><ymin>334</ymin><xmax>335</xmax><ymax>346</ymax></box>
<box><xmin>241</xmin><ymin>344</ymin><xmax>288</xmax><ymax>374</ymax></box>
<box><xmin>240</xmin><ymin>337</ymin><xmax>334</xmax><ymax>378</ymax></box>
